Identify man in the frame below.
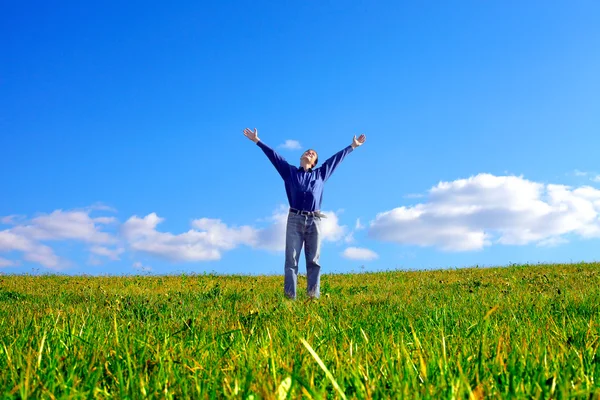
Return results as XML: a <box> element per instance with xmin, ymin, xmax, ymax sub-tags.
<box><xmin>243</xmin><ymin>127</ymin><xmax>366</xmax><ymax>299</ymax></box>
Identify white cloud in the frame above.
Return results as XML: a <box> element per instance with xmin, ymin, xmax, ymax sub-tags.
<box><xmin>340</xmin><ymin>218</ymin><xmax>363</xmax><ymax>244</ymax></box>
<box><xmin>537</xmin><ymin>237</ymin><xmax>569</xmax><ymax>247</ymax></box>
<box><xmin>121</xmin><ymin>213</ymin><xmax>163</xmax><ymax>240</ymax></box>
<box><xmin>1</xmin><ymin>215</ymin><xmax>25</xmax><ymax>225</ymax></box>
<box><xmin>0</xmin><ymin>230</ymin><xmax>31</xmax><ymax>253</ymax></box>
<box><xmin>3</xmin><ymin>205</ymin><xmax>350</xmax><ymax>267</ymax></box>
<box><xmin>0</xmin><ymin>209</ymin><xmax>117</xmax><ymax>269</ymax></box>
<box><xmin>191</xmin><ymin>218</ymin><xmax>257</xmax><ymax>249</ymax></box>
<box><xmin>122</xmin><ymin>213</ymin><xmax>257</xmax><ymax>262</ymax></box>
<box><xmin>93</xmin><ymin>217</ymin><xmax>118</xmax><ymax>225</ymax></box>
<box><xmin>133</xmin><ymin>261</ymin><xmax>152</xmax><ymax>272</ymax></box>
<box><xmin>320</xmin><ymin>211</ymin><xmax>347</xmax><ymax>241</ymax></box>
<box><xmin>369</xmin><ymin>173</ymin><xmax>600</xmax><ymax>251</ymax></box>
<box><xmin>253</xmin><ymin>208</ymin><xmax>287</xmax><ymax>251</ymax></box>
<box><xmin>90</xmin><ymin>246</ymin><xmax>124</xmax><ymax>260</ymax></box>
<box><xmin>0</xmin><ymin>230</ymin><xmax>61</xmax><ymax>268</ymax></box>
<box><xmin>87</xmin><ymin>256</ymin><xmax>103</xmax><ymax>266</ymax></box>
<box><xmin>278</xmin><ymin>140</ymin><xmax>302</xmax><ymax>150</ymax></box>
<box><xmin>342</xmin><ymin>247</ymin><xmax>379</xmax><ymax>261</ymax></box>
<box><xmin>23</xmin><ymin>247</ymin><xmax>61</xmax><ymax>268</ymax></box>
<box><xmin>344</xmin><ymin>232</ymin><xmax>355</xmax><ymax>243</ymax></box>
<box><xmin>85</xmin><ymin>202</ymin><xmax>118</xmax><ymax>212</ymax></box>
<box><xmin>572</xmin><ymin>170</ymin><xmax>600</xmax><ymax>182</ymax></box>
<box><xmin>0</xmin><ymin>257</ymin><xmax>15</xmax><ymax>267</ymax></box>
<box><xmin>355</xmin><ymin>218</ymin><xmax>364</xmax><ymax>230</ymax></box>
<box><xmin>12</xmin><ymin>210</ymin><xmax>115</xmax><ymax>244</ymax></box>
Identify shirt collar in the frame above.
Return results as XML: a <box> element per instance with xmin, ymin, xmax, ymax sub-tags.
<box><xmin>298</xmin><ymin>166</ymin><xmax>313</xmax><ymax>172</ymax></box>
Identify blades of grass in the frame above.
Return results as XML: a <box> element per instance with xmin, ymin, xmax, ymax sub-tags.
<box><xmin>3</xmin><ymin>342</ymin><xmax>13</xmax><ymax>373</ymax></box>
<box><xmin>277</xmin><ymin>376</ymin><xmax>292</xmax><ymax>400</ymax></box>
<box><xmin>266</xmin><ymin>327</ymin><xmax>277</xmax><ymax>384</ymax></box>
<box><xmin>360</xmin><ymin>328</ymin><xmax>369</xmax><ymax>344</ymax></box>
<box><xmin>36</xmin><ymin>331</ymin><xmax>46</xmax><ymax>369</ymax></box>
<box><xmin>113</xmin><ymin>313</ymin><xmax>119</xmax><ymax>346</ymax></box>
<box><xmin>478</xmin><ymin>306</ymin><xmax>499</xmax><ymax>380</ymax></box>
<box><xmin>410</xmin><ymin>324</ymin><xmax>427</xmax><ymax>380</ymax></box>
<box><xmin>300</xmin><ymin>338</ymin><xmax>347</xmax><ymax>400</ymax></box>
<box><xmin>442</xmin><ymin>332</ymin><xmax>447</xmax><ymax>369</ymax></box>
<box><xmin>290</xmin><ymin>372</ymin><xmax>317</xmax><ymax>400</ymax></box>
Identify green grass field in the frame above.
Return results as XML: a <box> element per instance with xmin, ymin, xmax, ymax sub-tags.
<box><xmin>1</xmin><ymin>263</ymin><xmax>600</xmax><ymax>399</ymax></box>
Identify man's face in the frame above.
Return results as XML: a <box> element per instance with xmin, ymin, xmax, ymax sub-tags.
<box><xmin>301</xmin><ymin>149</ymin><xmax>318</xmax><ymax>167</ymax></box>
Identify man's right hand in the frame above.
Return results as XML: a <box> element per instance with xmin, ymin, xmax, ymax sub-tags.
<box><xmin>243</xmin><ymin>128</ymin><xmax>260</xmax><ymax>144</ymax></box>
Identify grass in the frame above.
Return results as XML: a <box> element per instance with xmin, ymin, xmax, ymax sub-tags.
<box><xmin>1</xmin><ymin>262</ymin><xmax>600</xmax><ymax>398</ymax></box>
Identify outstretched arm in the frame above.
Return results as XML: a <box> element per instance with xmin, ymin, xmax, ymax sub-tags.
<box><xmin>320</xmin><ymin>134</ymin><xmax>367</xmax><ymax>182</ymax></box>
<box><xmin>243</xmin><ymin>127</ymin><xmax>291</xmax><ymax>179</ymax></box>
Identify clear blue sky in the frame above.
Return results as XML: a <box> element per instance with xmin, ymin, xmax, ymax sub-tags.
<box><xmin>1</xmin><ymin>1</ymin><xmax>599</xmax><ymax>275</ymax></box>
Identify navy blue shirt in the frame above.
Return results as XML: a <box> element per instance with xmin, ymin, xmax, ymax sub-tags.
<box><xmin>257</xmin><ymin>141</ymin><xmax>354</xmax><ymax>211</ymax></box>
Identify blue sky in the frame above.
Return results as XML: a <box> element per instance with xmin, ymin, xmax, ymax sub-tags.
<box><xmin>1</xmin><ymin>1</ymin><xmax>599</xmax><ymax>275</ymax></box>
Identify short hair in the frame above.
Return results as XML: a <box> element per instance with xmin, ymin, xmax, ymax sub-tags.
<box><xmin>305</xmin><ymin>149</ymin><xmax>318</xmax><ymax>168</ymax></box>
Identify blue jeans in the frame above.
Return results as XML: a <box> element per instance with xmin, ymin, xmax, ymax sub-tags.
<box><xmin>284</xmin><ymin>212</ymin><xmax>322</xmax><ymax>299</ymax></box>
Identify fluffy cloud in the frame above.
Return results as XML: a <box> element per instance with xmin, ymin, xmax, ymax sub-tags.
<box><xmin>192</xmin><ymin>218</ymin><xmax>257</xmax><ymax>249</ymax></box>
<box><xmin>355</xmin><ymin>218</ymin><xmax>364</xmax><ymax>230</ymax></box>
<box><xmin>0</xmin><ymin>230</ymin><xmax>61</xmax><ymax>268</ymax></box>
<box><xmin>1</xmin><ymin>205</ymin><xmax>350</xmax><ymax>268</ymax></box>
<box><xmin>121</xmin><ymin>213</ymin><xmax>257</xmax><ymax>262</ymax></box>
<box><xmin>121</xmin><ymin>208</ymin><xmax>349</xmax><ymax>261</ymax></box>
<box><xmin>369</xmin><ymin>174</ymin><xmax>600</xmax><ymax>251</ymax></box>
<box><xmin>278</xmin><ymin>140</ymin><xmax>302</xmax><ymax>150</ymax></box>
<box><xmin>85</xmin><ymin>203</ymin><xmax>118</xmax><ymax>212</ymax></box>
<box><xmin>0</xmin><ymin>257</ymin><xmax>16</xmax><ymax>267</ymax></box>
<box><xmin>90</xmin><ymin>245</ymin><xmax>124</xmax><ymax>260</ymax></box>
<box><xmin>133</xmin><ymin>261</ymin><xmax>152</xmax><ymax>272</ymax></box>
<box><xmin>342</xmin><ymin>247</ymin><xmax>379</xmax><ymax>261</ymax></box>
<box><xmin>0</xmin><ymin>209</ymin><xmax>117</xmax><ymax>269</ymax></box>
<box><xmin>320</xmin><ymin>212</ymin><xmax>348</xmax><ymax>242</ymax></box>
<box><xmin>571</xmin><ymin>170</ymin><xmax>600</xmax><ymax>183</ymax></box>
<box><xmin>344</xmin><ymin>232</ymin><xmax>355</xmax><ymax>243</ymax></box>
<box><xmin>252</xmin><ymin>209</ymin><xmax>288</xmax><ymax>251</ymax></box>
<box><xmin>93</xmin><ymin>217</ymin><xmax>118</xmax><ymax>225</ymax></box>
<box><xmin>11</xmin><ymin>210</ymin><xmax>115</xmax><ymax>244</ymax></box>
<box><xmin>1</xmin><ymin>215</ymin><xmax>24</xmax><ymax>225</ymax></box>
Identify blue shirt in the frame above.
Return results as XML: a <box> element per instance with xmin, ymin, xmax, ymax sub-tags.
<box><xmin>257</xmin><ymin>141</ymin><xmax>354</xmax><ymax>211</ymax></box>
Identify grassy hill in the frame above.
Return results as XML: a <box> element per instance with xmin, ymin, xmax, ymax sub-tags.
<box><xmin>1</xmin><ymin>263</ymin><xmax>599</xmax><ymax>398</ymax></box>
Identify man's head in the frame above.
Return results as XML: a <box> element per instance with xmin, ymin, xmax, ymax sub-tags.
<box><xmin>301</xmin><ymin>149</ymin><xmax>319</xmax><ymax>169</ymax></box>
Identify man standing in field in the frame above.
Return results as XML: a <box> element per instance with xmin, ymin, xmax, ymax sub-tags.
<box><xmin>243</xmin><ymin>128</ymin><xmax>366</xmax><ymax>300</ymax></box>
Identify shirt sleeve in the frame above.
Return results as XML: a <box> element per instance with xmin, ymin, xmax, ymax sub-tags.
<box><xmin>257</xmin><ymin>141</ymin><xmax>291</xmax><ymax>180</ymax></box>
<box><xmin>319</xmin><ymin>145</ymin><xmax>354</xmax><ymax>182</ymax></box>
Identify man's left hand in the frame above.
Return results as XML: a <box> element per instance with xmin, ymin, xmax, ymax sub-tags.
<box><xmin>351</xmin><ymin>134</ymin><xmax>366</xmax><ymax>149</ymax></box>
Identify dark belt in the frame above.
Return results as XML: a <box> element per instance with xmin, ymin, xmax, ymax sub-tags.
<box><xmin>289</xmin><ymin>208</ymin><xmax>323</xmax><ymax>217</ymax></box>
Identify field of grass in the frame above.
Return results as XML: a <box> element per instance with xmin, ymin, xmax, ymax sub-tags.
<box><xmin>1</xmin><ymin>263</ymin><xmax>600</xmax><ymax>398</ymax></box>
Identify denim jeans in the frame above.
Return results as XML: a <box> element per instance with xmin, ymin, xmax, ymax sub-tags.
<box><xmin>284</xmin><ymin>212</ymin><xmax>322</xmax><ymax>299</ymax></box>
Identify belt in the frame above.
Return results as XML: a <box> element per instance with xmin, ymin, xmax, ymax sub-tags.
<box><xmin>289</xmin><ymin>208</ymin><xmax>326</xmax><ymax>218</ymax></box>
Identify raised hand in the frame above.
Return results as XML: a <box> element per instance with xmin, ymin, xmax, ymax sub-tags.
<box><xmin>243</xmin><ymin>128</ymin><xmax>260</xmax><ymax>143</ymax></box>
<box><xmin>351</xmin><ymin>134</ymin><xmax>366</xmax><ymax>149</ymax></box>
